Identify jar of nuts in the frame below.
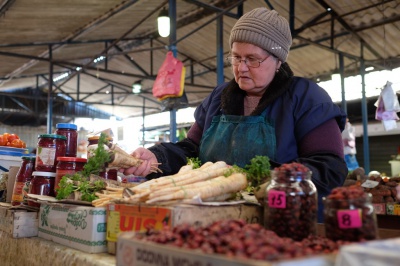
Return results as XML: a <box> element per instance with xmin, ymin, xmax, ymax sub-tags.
<box><xmin>323</xmin><ymin>185</ymin><xmax>378</xmax><ymax>241</ymax></box>
<box><xmin>264</xmin><ymin>162</ymin><xmax>317</xmax><ymax>241</ymax></box>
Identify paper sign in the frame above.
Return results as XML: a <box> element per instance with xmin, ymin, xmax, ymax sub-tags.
<box><xmin>268</xmin><ymin>190</ymin><xmax>286</xmax><ymax>208</ymax></box>
<box><xmin>337</xmin><ymin>209</ymin><xmax>362</xmax><ymax>229</ymax></box>
<box><xmin>361</xmin><ymin>180</ymin><xmax>379</xmax><ymax>189</ymax></box>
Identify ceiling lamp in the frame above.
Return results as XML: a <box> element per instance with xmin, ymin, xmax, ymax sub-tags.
<box><xmin>132</xmin><ymin>81</ymin><xmax>142</xmax><ymax>94</ymax></box>
<box><xmin>157</xmin><ymin>7</ymin><xmax>170</xmax><ymax>38</ymax></box>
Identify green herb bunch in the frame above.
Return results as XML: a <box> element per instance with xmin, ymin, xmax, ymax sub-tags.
<box><xmin>55</xmin><ymin>133</ymin><xmax>111</xmax><ymax>201</ymax></box>
<box><xmin>243</xmin><ymin>155</ymin><xmax>271</xmax><ymax>193</ymax></box>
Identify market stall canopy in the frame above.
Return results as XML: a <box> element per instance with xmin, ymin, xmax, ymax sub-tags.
<box><xmin>0</xmin><ymin>0</ymin><xmax>399</xmax><ymax>126</ymax></box>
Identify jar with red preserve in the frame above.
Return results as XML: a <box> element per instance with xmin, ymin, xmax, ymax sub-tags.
<box><xmin>11</xmin><ymin>156</ymin><xmax>36</xmax><ymax>206</ymax></box>
<box><xmin>55</xmin><ymin>123</ymin><xmax>78</xmax><ymax>157</ymax></box>
<box><xmin>55</xmin><ymin>157</ymin><xmax>87</xmax><ymax>196</ymax></box>
<box><xmin>35</xmin><ymin>134</ymin><xmax>67</xmax><ymax>172</ymax></box>
<box><xmin>28</xmin><ymin>171</ymin><xmax>57</xmax><ymax>208</ymax></box>
<box><xmin>264</xmin><ymin>162</ymin><xmax>317</xmax><ymax>241</ymax></box>
<box><xmin>323</xmin><ymin>185</ymin><xmax>378</xmax><ymax>241</ymax></box>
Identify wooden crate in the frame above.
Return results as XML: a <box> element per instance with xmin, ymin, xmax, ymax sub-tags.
<box><xmin>0</xmin><ymin>203</ymin><xmax>39</xmax><ymax>238</ymax></box>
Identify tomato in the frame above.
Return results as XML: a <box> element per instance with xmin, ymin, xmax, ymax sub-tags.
<box><xmin>2</xmin><ymin>133</ymin><xmax>10</xmax><ymax>144</ymax></box>
<box><xmin>10</xmin><ymin>139</ymin><xmax>24</xmax><ymax>148</ymax></box>
<box><xmin>0</xmin><ymin>135</ymin><xmax>7</xmax><ymax>146</ymax></box>
<box><xmin>7</xmin><ymin>133</ymin><xmax>19</xmax><ymax>143</ymax></box>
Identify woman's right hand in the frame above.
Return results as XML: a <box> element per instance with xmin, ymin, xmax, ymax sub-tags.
<box><xmin>120</xmin><ymin>147</ymin><xmax>158</xmax><ymax>177</ymax></box>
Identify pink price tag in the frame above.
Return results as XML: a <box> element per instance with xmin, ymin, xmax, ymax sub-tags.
<box><xmin>337</xmin><ymin>209</ymin><xmax>362</xmax><ymax>229</ymax></box>
<box><xmin>268</xmin><ymin>190</ymin><xmax>286</xmax><ymax>208</ymax></box>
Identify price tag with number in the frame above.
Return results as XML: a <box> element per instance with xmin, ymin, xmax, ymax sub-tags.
<box><xmin>361</xmin><ymin>180</ymin><xmax>379</xmax><ymax>189</ymax></box>
<box><xmin>337</xmin><ymin>209</ymin><xmax>362</xmax><ymax>229</ymax></box>
<box><xmin>268</xmin><ymin>190</ymin><xmax>286</xmax><ymax>208</ymax></box>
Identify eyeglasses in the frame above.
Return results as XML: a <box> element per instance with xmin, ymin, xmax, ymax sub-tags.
<box><xmin>226</xmin><ymin>54</ymin><xmax>271</xmax><ymax>68</ymax></box>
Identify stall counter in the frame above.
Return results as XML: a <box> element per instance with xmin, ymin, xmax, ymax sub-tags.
<box><xmin>0</xmin><ymin>230</ymin><xmax>115</xmax><ymax>266</ymax></box>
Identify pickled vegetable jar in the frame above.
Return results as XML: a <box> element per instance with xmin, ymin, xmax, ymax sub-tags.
<box><xmin>35</xmin><ymin>134</ymin><xmax>67</xmax><ymax>172</ymax></box>
<box><xmin>11</xmin><ymin>156</ymin><xmax>36</xmax><ymax>206</ymax></box>
<box><xmin>28</xmin><ymin>171</ymin><xmax>57</xmax><ymax>207</ymax></box>
<box><xmin>323</xmin><ymin>185</ymin><xmax>378</xmax><ymax>241</ymax></box>
<box><xmin>55</xmin><ymin>157</ymin><xmax>87</xmax><ymax>196</ymax></box>
<box><xmin>264</xmin><ymin>162</ymin><xmax>317</xmax><ymax>241</ymax></box>
<box><xmin>55</xmin><ymin>123</ymin><xmax>78</xmax><ymax>157</ymax></box>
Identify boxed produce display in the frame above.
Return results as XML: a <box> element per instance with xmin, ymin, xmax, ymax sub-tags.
<box><xmin>0</xmin><ymin>203</ymin><xmax>38</xmax><ymax>238</ymax></box>
<box><xmin>116</xmin><ymin>220</ymin><xmax>338</xmax><ymax>266</ymax></box>
<box><xmin>106</xmin><ymin>203</ymin><xmax>262</xmax><ymax>254</ymax></box>
<box><xmin>38</xmin><ymin>202</ymin><xmax>107</xmax><ymax>253</ymax></box>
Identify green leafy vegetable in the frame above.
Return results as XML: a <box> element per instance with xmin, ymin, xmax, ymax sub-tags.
<box><xmin>55</xmin><ymin>133</ymin><xmax>111</xmax><ymax>201</ymax></box>
<box><xmin>243</xmin><ymin>156</ymin><xmax>271</xmax><ymax>193</ymax></box>
<box><xmin>186</xmin><ymin>157</ymin><xmax>202</xmax><ymax>169</ymax></box>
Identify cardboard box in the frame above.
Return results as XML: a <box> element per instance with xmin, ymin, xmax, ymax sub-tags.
<box><xmin>336</xmin><ymin>237</ymin><xmax>400</xmax><ymax>266</ymax></box>
<box><xmin>116</xmin><ymin>232</ymin><xmax>336</xmax><ymax>266</ymax></box>
<box><xmin>372</xmin><ymin>203</ymin><xmax>386</xmax><ymax>215</ymax></box>
<box><xmin>385</xmin><ymin>202</ymin><xmax>400</xmax><ymax>215</ymax></box>
<box><xmin>38</xmin><ymin>202</ymin><xmax>107</xmax><ymax>253</ymax></box>
<box><xmin>107</xmin><ymin>203</ymin><xmax>262</xmax><ymax>254</ymax></box>
<box><xmin>0</xmin><ymin>203</ymin><xmax>39</xmax><ymax>238</ymax></box>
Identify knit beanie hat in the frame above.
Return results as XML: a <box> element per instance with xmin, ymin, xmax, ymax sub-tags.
<box><xmin>229</xmin><ymin>7</ymin><xmax>292</xmax><ymax>62</ymax></box>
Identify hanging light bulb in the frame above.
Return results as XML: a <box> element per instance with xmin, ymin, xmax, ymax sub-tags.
<box><xmin>132</xmin><ymin>81</ymin><xmax>142</xmax><ymax>94</ymax></box>
<box><xmin>157</xmin><ymin>7</ymin><xmax>170</xmax><ymax>38</ymax></box>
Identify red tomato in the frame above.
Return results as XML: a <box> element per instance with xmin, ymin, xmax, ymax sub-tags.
<box><xmin>7</xmin><ymin>133</ymin><xmax>19</xmax><ymax>143</ymax></box>
<box><xmin>2</xmin><ymin>133</ymin><xmax>10</xmax><ymax>144</ymax></box>
<box><xmin>0</xmin><ymin>135</ymin><xmax>7</xmax><ymax>146</ymax></box>
<box><xmin>10</xmin><ymin>139</ymin><xmax>24</xmax><ymax>148</ymax></box>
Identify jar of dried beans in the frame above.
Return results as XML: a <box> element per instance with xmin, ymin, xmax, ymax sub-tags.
<box><xmin>323</xmin><ymin>185</ymin><xmax>378</xmax><ymax>241</ymax></box>
<box><xmin>264</xmin><ymin>162</ymin><xmax>317</xmax><ymax>241</ymax></box>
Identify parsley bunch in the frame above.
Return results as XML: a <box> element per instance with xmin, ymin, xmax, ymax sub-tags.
<box><xmin>55</xmin><ymin>133</ymin><xmax>110</xmax><ymax>201</ymax></box>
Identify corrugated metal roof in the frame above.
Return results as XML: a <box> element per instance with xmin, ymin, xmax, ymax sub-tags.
<box><xmin>0</xmin><ymin>0</ymin><xmax>399</xmax><ymax>126</ymax></box>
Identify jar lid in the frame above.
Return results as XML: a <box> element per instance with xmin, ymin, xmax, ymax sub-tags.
<box><xmin>56</xmin><ymin>123</ymin><xmax>77</xmax><ymax>130</ymax></box>
<box><xmin>57</xmin><ymin>157</ymin><xmax>87</xmax><ymax>163</ymax></box>
<box><xmin>32</xmin><ymin>171</ymin><xmax>57</xmax><ymax>177</ymax></box>
<box><xmin>21</xmin><ymin>156</ymin><xmax>36</xmax><ymax>161</ymax></box>
<box><xmin>38</xmin><ymin>134</ymin><xmax>67</xmax><ymax>140</ymax></box>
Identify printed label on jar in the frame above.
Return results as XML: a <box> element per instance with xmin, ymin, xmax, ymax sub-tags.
<box><xmin>37</xmin><ymin>147</ymin><xmax>56</xmax><ymax>167</ymax></box>
<box><xmin>337</xmin><ymin>209</ymin><xmax>362</xmax><ymax>229</ymax></box>
<box><xmin>268</xmin><ymin>190</ymin><xmax>286</xmax><ymax>208</ymax></box>
<box><xmin>11</xmin><ymin>182</ymin><xmax>25</xmax><ymax>202</ymax></box>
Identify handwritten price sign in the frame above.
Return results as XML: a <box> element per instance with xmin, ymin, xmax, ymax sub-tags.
<box><xmin>337</xmin><ymin>209</ymin><xmax>362</xmax><ymax>229</ymax></box>
<box><xmin>268</xmin><ymin>190</ymin><xmax>286</xmax><ymax>208</ymax></box>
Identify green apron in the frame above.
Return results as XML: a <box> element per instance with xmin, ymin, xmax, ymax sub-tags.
<box><xmin>199</xmin><ymin>110</ymin><xmax>276</xmax><ymax>167</ymax></box>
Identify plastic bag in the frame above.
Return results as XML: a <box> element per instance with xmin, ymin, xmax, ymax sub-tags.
<box><xmin>375</xmin><ymin>81</ymin><xmax>400</xmax><ymax>121</ymax></box>
<box><xmin>152</xmin><ymin>51</ymin><xmax>186</xmax><ymax>99</ymax></box>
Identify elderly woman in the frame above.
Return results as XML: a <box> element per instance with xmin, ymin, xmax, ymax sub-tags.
<box><xmin>122</xmin><ymin>7</ymin><xmax>348</xmax><ymax>221</ymax></box>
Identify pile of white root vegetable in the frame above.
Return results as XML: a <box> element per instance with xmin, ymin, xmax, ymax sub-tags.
<box><xmin>121</xmin><ymin>161</ymin><xmax>248</xmax><ymax>204</ymax></box>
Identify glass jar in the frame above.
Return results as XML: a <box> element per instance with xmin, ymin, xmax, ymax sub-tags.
<box><xmin>264</xmin><ymin>163</ymin><xmax>317</xmax><ymax>241</ymax></box>
<box><xmin>323</xmin><ymin>188</ymin><xmax>378</xmax><ymax>241</ymax></box>
<box><xmin>55</xmin><ymin>157</ymin><xmax>87</xmax><ymax>196</ymax></box>
<box><xmin>35</xmin><ymin>134</ymin><xmax>67</xmax><ymax>172</ymax></box>
<box><xmin>55</xmin><ymin>123</ymin><xmax>78</xmax><ymax>157</ymax></box>
<box><xmin>11</xmin><ymin>156</ymin><xmax>36</xmax><ymax>206</ymax></box>
<box><xmin>28</xmin><ymin>171</ymin><xmax>57</xmax><ymax>207</ymax></box>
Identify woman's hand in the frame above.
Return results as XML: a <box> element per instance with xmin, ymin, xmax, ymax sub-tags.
<box><xmin>120</xmin><ymin>147</ymin><xmax>158</xmax><ymax>177</ymax></box>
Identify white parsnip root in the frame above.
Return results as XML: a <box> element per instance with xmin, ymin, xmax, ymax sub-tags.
<box><xmin>122</xmin><ymin>161</ymin><xmax>247</xmax><ymax>204</ymax></box>
<box><xmin>106</xmin><ymin>143</ymin><xmax>162</xmax><ymax>173</ymax></box>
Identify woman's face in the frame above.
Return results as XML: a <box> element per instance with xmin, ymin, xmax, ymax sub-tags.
<box><xmin>231</xmin><ymin>42</ymin><xmax>281</xmax><ymax>96</ymax></box>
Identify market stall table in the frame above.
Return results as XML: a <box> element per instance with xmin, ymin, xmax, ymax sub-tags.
<box><xmin>0</xmin><ymin>230</ymin><xmax>115</xmax><ymax>266</ymax></box>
